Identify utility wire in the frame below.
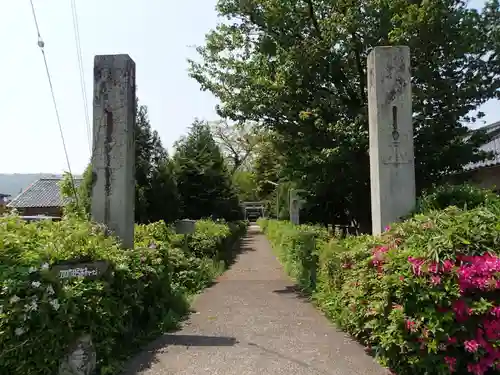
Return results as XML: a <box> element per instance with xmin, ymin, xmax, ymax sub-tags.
<box><xmin>29</xmin><ymin>0</ymin><xmax>79</xmax><ymax>207</ymax></box>
<box><xmin>70</xmin><ymin>0</ymin><xmax>92</xmax><ymax>152</ymax></box>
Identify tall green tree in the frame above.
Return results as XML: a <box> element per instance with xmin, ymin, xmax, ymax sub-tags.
<box><xmin>189</xmin><ymin>0</ymin><xmax>499</xmax><ymax>230</ymax></box>
<box><xmin>134</xmin><ymin>104</ymin><xmax>180</xmax><ymax>224</ymax></box>
<box><xmin>174</xmin><ymin>119</ymin><xmax>242</xmax><ymax>220</ymax></box>
<box><xmin>62</xmin><ymin>101</ymin><xmax>180</xmax><ymax>224</ymax></box>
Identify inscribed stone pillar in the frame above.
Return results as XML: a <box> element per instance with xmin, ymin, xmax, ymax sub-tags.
<box><xmin>91</xmin><ymin>54</ymin><xmax>136</xmax><ymax>248</ymax></box>
<box><xmin>367</xmin><ymin>46</ymin><xmax>415</xmax><ymax>235</ymax></box>
<box><xmin>289</xmin><ymin>190</ymin><xmax>300</xmax><ymax>225</ymax></box>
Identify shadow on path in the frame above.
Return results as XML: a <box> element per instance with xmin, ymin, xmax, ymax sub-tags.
<box><xmin>221</xmin><ymin>229</ymin><xmax>256</xmax><ymax>269</ymax></box>
<box><xmin>272</xmin><ymin>285</ymin><xmax>311</xmax><ymax>301</ymax></box>
<box><xmin>121</xmin><ymin>224</ymin><xmax>389</xmax><ymax>375</ymax></box>
<box><xmin>122</xmin><ymin>334</ymin><xmax>238</xmax><ymax>374</ymax></box>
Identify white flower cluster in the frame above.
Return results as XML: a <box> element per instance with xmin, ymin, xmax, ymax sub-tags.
<box><xmin>28</xmin><ymin>263</ymin><xmax>49</xmax><ymax>274</ymax></box>
<box><xmin>2</xmin><ymin>262</ymin><xmax>60</xmax><ymax>337</ymax></box>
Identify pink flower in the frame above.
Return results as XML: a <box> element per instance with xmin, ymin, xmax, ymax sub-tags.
<box><xmin>372</xmin><ymin>246</ymin><xmax>390</xmax><ymax>269</ymax></box>
<box><xmin>428</xmin><ymin>262</ymin><xmax>439</xmax><ymax>274</ymax></box>
<box><xmin>482</xmin><ymin>318</ymin><xmax>500</xmax><ymax>341</ymax></box>
<box><xmin>457</xmin><ymin>254</ymin><xmax>500</xmax><ymax>293</ymax></box>
<box><xmin>452</xmin><ymin>299</ymin><xmax>472</xmax><ymax>322</ymax></box>
<box><xmin>467</xmin><ymin>363</ymin><xmax>487</xmax><ymax>375</ymax></box>
<box><xmin>405</xmin><ymin>319</ymin><xmax>417</xmax><ymax>333</ymax></box>
<box><xmin>442</xmin><ymin>259</ymin><xmax>454</xmax><ymax>273</ymax></box>
<box><xmin>408</xmin><ymin>256</ymin><xmax>426</xmax><ymax>276</ymax></box>
<box><xmin>464</xmin><ymin>339</ymin><xmax>480</xmax><ymax>353</ymax></box>
<box><xmin>430</xmin><ymin>275</ymin><xmax>442</xmax><ymax>285</ymax></box>
<box><xmin>444</xmin><ymin>356</ymin><xmax>456</xmax><ymax>372</ymax></box>
<box><xmin>384</xmin><ymin>225</ymin><xmax>391</xmax><ymax>232</ymax></box>
<box><xmin>447</xmin><ymin>336</ymin><xmax>457</xmax><ymax>345</ymax></box>
<box><xmin>490</xmin><ymin>306</ymin><xmax>500</xmax><ymax>318</ymax></box>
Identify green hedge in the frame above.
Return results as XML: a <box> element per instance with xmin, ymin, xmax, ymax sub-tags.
<box><xmin>0</xmin><ymin>215</ymin><xmax>246</xmax><ymax>375</ymax></box>
<box><xmin>260</xmin><ymin>195</ymin><xmax>500</xmax><ymax>374</ymax></box>
<box><xmin>414</xmin><ymin>183</ymin><xmax>500</xmax><ymax>215</ymax></box>
<box><xmin>257</xmin><ymin>219</ymin><xmax>328</xmax><ymax>293</ymax></box>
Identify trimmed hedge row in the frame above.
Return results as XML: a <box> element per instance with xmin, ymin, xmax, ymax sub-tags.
<box><xmin>0</xmin><ymin>215</ymin><xmax>246</xmax><ymax>375</ymax></box>
<box><xmin>258</xmin><ymin>186</ymin><xmax>500</xmax><ymax>375</ymax></box>
<box><xmin>259</xmin><ymin>220</ymin><xmax>328</xmax><ymax>293</ymax></box>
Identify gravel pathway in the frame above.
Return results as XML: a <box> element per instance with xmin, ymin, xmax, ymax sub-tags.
<box><xmin>122</xmin><ymin>224</ymin><xmax>389</xmax><ymax>375</ymax></box>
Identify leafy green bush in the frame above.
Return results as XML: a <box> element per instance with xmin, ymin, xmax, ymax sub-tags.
<box><xmin>317</xmin><ymin>206</ymin><xmax>500</xmax><ymax>375</ymax></box>
<box><xmin>169</xmin><ymin>219</ymin><xmax>247</xmax><ymax>259</ymax></box>
<box><xmin>262</xmin><ymin>206</ymin><xmax>500</xmax><ymax>374</ymax></box>
<box><xmin>258</xmin><ymin>219</ymin><xmax>328</xmax><ymax>292</ymax></box>
<box><xmin>414</xmin><ymin>184</ymin><xmax>500</xmax><ymax>214</ymax></box>
<box><xmin>0</xmin><ymin>215</ymin><xmax>246</xmax><ymax>375</ymax></box>
<box><xmin>135</xmin><ymin>220</ymin><xmax>175</xmax><ymax>246</ymax></box>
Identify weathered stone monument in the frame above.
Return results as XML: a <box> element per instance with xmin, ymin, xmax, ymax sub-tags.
<box><xmin>91</xmin><ymin>54</ymin><xmax>136</xmax><ymax>248</ymax></box>
<box><xmin>289</xmin><ymin>189</ymin><xmax>306</xmax><ymax>225</ymax></box>
<box><xmin>367</xmin><ymin>46</ymin><xmax>416</xmax><ymax>235</ymax></box>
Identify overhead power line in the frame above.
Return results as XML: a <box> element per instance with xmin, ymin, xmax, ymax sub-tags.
<box><xmin>29</xmin><ymin>0</ymin><xmax>79</xmax><ymax>206</ymax></box>
<box><xmin>70</xmin><ymin>0</ymin><xmax>92</xmax><ymax>152</ymax></box>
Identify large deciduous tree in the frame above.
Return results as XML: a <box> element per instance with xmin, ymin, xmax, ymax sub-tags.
<box><xmin>210</xmin><ymin>119</ymin><xmax>262</xmax><ymax>174</ymax></box>
<box><xmin>189</xmin><ymin>0</ymin><xmax>499</xmax><ymax>230</ymax></box>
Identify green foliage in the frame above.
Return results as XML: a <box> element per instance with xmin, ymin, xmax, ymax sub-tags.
<box><xmin>210</xmin><ymin>119</ymin><xmax>262</xmax><ymax>174</ymax></box>
<box><xmin>0</xmin><ymin>214</ymin><xmax>246</xmax><ymax>375</ymax></box>
<box><xmin>174</xmin><ymin>119</ymin><xmax>243</xmax><ymax>221</ymax></box>
<box><xmin>414</xmin><ymin>184</ymin><xmax>500</xmax><ymax>214</ymax></box>
<box><xmin>262</xmin><ymin>201</ymin><xmax>500</xmax><ymax>374</ymax></box>
<box><xmin>257</xmin><ymin>219</ymin><xmax>328</xmax><ymax>292</ymax></box>
<box><xmin>134</xmin><ymin>104</ymin><xmax>180</xmax><ymax>224</ymax></box>
<box><xmin>252</xmin><ymin>133</ymin><xmax>283</xmax><ymax>200</ymax></box>
<box><xmin>232</xmin><ymin>170</ymin><xmax>259</xmax><ymax>202</ymax></box>
<box><xmin>190</xmin><ymin>0</ymin><xmax>500</xmax><ymax>230</ymax></box>
<box><xmin>60</xmin><ymin>165</ymin><xmax>93</xmax><ymax>219</ymax></box>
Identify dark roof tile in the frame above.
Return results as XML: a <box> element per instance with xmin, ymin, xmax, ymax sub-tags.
<box><xmin>7</xmin><ymin>178</ymin><xmax>82</xmax><ymax>208</ymax></box>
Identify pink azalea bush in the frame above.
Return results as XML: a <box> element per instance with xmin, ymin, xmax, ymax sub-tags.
<box><xmin>314</xmin><ymin>205</ymin><xmax>500</xmax><ymax>374</ymax></box>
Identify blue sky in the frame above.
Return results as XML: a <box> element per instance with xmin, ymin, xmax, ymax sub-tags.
<box><xmin>0</xmin><ymin>0</ymin><xmax>497</xmax><ymax>174</ymax></box>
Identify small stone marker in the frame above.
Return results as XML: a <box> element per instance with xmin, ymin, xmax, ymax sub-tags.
<box><xmin>367</xmin><ymin>46</ymin><xmax>416</xmax><ymax>235</ymax></box>
<box><xmin>58</xmin><ymin>334</ymin><xmax>96</xmax><ymax>375</ymax></box>
<box><xmin>91</xmin><ymin>54</ymin><xmax>136</xmax><ymax>248</ymax></box>
<box><xmin>289</xmin><ymin>189</ymin><xmax>306</xmax><ymax>225</ymax></box>
<box><xmin>175</xmin><ymin>219</ymin><xmax>196</xmax><ymax>235</ymax></box>
<box><xmin>52</xmin><ymin>261</ymin><xmax>109</xmax><ymax>281</ymax></box>
<box><xmin>175</xmin><ymin>219</ymin><xmax>196</xmax><ymax>252</ymax></box>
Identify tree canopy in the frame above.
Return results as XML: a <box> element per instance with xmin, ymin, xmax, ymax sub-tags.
<box><xmin>189</xmin><ymin>0</ymin><xmax>500</xmax><ymax>230</ymax></box>
<box><xmin>174</xmin><ymin>119</ymin><xmax>242</xmax><ymax>220</ymax></box>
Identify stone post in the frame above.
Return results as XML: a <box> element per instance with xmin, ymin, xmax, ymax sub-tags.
<box><xmin>289</xmin><ymin>189</ymin><xmax>305</xmax><ymax>225</ymax></box>
<box><xmin>367</xmin><ymin>46</ymin><xmax>415</xmax><ymax>235</ymax></box>
<box><xmin>91</xmin><ymin>54</ymin><xmax>136</xmax><ymax>248</ymax></box>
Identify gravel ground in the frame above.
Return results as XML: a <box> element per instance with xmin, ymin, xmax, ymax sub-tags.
<box><xmin>122</xmin><ymin>224</ymin><xmax>389</xmax><ymax>375</ymax></box>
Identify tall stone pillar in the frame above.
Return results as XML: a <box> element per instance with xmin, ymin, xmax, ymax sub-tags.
<box><xmin>91</xmin><ymin>54</ymin><xmax>136</xmax><ymax>248</ymax></box>
<box><xmin>367</xmin><ymin>46</ymin><xmax>415</xmax><ymax>235</ymax></box>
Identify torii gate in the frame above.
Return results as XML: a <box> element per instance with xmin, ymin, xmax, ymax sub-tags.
<box><xmin>241</xmin><ymin>201</ymin><xmax>266</xmax><ymax>220</ymax></box>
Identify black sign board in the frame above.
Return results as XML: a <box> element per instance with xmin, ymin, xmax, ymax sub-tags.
<box><xmin>51</xmin><ymin>261</ymin><xmax>109</xmax><ymax>280</ymax></box>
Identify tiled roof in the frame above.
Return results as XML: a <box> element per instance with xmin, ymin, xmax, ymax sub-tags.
<box><xmin>7</xmin><ymin>177</ymin><xmax>83</xmax><ymax>208</ymax></box>
<box><xmin>463</xmin><ymin>121</ymin><xmax>500</xmax><ymax>171</ymax></box>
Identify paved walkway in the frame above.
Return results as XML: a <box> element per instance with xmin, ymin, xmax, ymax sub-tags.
<box><xmin>123</xmin><ymin>224</ymin><xmax>388</xmax><ymax>375</ymax></box>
